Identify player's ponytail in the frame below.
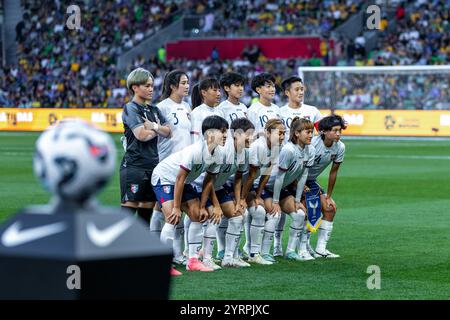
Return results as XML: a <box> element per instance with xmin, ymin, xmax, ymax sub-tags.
<box><xmin>160</xmin><ymin>70</ymin><xmax>188</xmax><ymax>101</ymax></box>
<box><xmin>191</xmin><ymin>78</ymin><xmax>220</xmax><ymax>109</ymax></box>
<box><xmin>289</xmin><ymin>117</ymin><xmax>314</xmax><ymax>144</ymax></box>
<box><xmin>191</xmin><ymin>84</ymin><xmax>202</xmax><ymax>109</ymax></box>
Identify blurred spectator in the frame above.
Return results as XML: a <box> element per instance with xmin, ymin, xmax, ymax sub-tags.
<box><xmin>211</xmin><ymin>47</ymin><xmax>220</xmax><ymax>61</ymax></box>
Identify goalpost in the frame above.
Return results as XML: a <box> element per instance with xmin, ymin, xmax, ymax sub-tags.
<box><xmin>297</xmin><ymin>66</ymin><xmax>450</xmax><ymax>111</ymax></box>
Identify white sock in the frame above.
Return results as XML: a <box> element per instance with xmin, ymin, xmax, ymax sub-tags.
<box><xmin>150</xmin><ymin>209</ymin><xmax>164</xmax><ymax>236</ymax></box>
<box><xmin>299</xmin><ymin>224</ymin><xmax>310</xmax><ymax>253</ymax></box>
<box><xmin>316</xmin><ymin>220</ymin><xmax>333</xmax><ymax>253</ymax></box>
<box><xmin>188</xmin><ymin>221</ymin><xmax>203</xmax><ymax>259</ymax></box>
<box><xmin>183</xmin><ymin>215</ymin><xmax>191</xmax><ymax>254</ymax></box>
<box><xmin>287</xmin><ymin>209</ymin><xmax>306</xmax><ymax>253</ymax></box>
<box><xmin>261</xmin><ymin>213</ymin><xmax>280</xmax><ymax>255</ymax></box>
<box><xmin>203</xmin><ymin>220</ymin><xmax>217</xmax><ymax>260</ymax></box>
<box><xmin>243</xmin><ymin>208</ymin><xmax>252</xmax><ymax>253</ymax></box>
<box><xmin>234</xmin><ymin>232</ymin><xmax>242</xmax><ymax>259</ymax></box>
<box><xmin>274</xmin><ymin>212</ymin><xmax>286</xmax><ymax>250</ymax></box>
<box><xmin>249</xmin><ymin>205</ymin><xmax>266</xmax><ymax>255</ymax></box>
<box><xmin>173</xmin><ymin>219</ymin><xmax>184</xmax><ymax>260</ymax></box>
<box><xmin>160</xmin><ymin>223</ymin><xmax>175</xmax><ymax>245</ymax></box>
<box><xmin>216</xmin><ymin>216</ymin><xmax>229</xmax><ymax>253</ymax></box>
<box><xmin>224</xmin><ymin>215</ymin><xmax>243</xmax><ymax>259</ymax></box>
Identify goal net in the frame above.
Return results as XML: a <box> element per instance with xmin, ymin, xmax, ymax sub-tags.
<box><xmin>297</xmin><ymin>66</ymin><xmax>450</xmax><ymax>110</ymax></box>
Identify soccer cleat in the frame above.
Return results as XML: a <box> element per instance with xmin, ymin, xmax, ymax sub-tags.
<box><xmin>233</xmin><ymin>257</ymin><xmax>251</xmax><ymax>268</ymax></box>
<box><xmin>307</xmin><ymin>243</ymin><xmax>321</xmax><ymax>258</ymax></box>
<box><xmin>186</xmin><ymin>257</ymin><xmax>214</xmax><ymax>272</ymax></box>
<box><xmin>170</xmin><ymin>267</ymin><xmax>182</xmax><ymax>276</ymax></box>
<box><xmin>248</xmin><ymin>253</ymin><xmax>273</xmax><ymax>265</ymax></box>
<box><xmin>261</xmin><ymin>254</ymin><xmax>277</xmax><ymax>263</ymax></box>
<box><xmin>297</xmin><ymin>250</ymin><xmax>316</xmax><ymax>261</ymax></box>
<box><xmin>240</xmin><ymin>248</ymin><xmax>250</xmax><ymax>260</ymax></box>
<box><xmin>315</xmin><ymin>249</ymin><xmax>340</xmax><ymax>259</ymax></box>
<box><xmin>202</xmin><ymin>258</ymin><xmax>222</xmax><ymax>270</ymax></box>
<box><xmin>221</xmin><ymin>257</ymin><xmax>235</xmax><ymax>268</ymax></box>
<box><xmin>173</xmin><ymin>256</ymin><xmax>187</xmax><ymax>266</ymax></box>
<box><xmin>273</xmin><ymin>245</ymin><xmax>283</xmax><ymax>257</ymax></box>
<box><xmin>216</xmin><ymin>250</ymin><xmax>225</xmax><ymax>261</ymax></box>
<box><xmin>285</xmin><ymin>251</ymin><xmax>302</xmax><ymax>261</ymax></box>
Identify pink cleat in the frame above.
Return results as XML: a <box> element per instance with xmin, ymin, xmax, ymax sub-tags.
<box><xmin>170</xmin><ymin>267</ymin><xmax>182</xmax><ymax>276</ymax></box>
<box><xmin>186</xmin><ymin>257</ymin><xmax>214</xmax><ymax>272</ymax></box>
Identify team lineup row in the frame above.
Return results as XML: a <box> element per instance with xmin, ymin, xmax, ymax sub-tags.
<box><xmin>119</xmin><ymin>68</ymin><xmax>346</xmax><ymax>276</ymax></box>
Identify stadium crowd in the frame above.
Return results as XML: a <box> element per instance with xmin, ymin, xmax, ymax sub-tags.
<box><xmin>0</xmin><ymin>0</ymin><xmax>448</xmax><ymax>109</ymax></box>
<box><xmin>193</xmin><ymin>0</ymin><xmax>364</xmax><ymax>37</ymax></box>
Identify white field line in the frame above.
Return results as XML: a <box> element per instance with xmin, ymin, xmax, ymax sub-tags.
<box><xmin>351</xmin><ymin>154</ymin><xmax>450</xmax><ymax>160</ymax></box>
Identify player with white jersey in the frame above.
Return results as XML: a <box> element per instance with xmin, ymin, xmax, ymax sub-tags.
<box><xmin>217</xmin><ymin>72</ymin><xmax>248</xmax><ymax>125</ymax></box>
<box><xmin>182</xmin><ymin>77</ymin><xmax>222</xmax><ymax>260</ymax></box>
<box><xmin>190</xmin><ymin>78</ymin><xmax>223</xmax><ymax>143</ymax></box>
<box><xmin>299</xmin><ymin>115</ymin><xmax>346</xmax><ymax>259</ymax></box>
<box><xmin>260</xmin><ymin>118</ymin><xmax>315</xmax><ymax>261</ymax></box>
<box><xmin>151</xmin><ymin>115</ymin><xmax>228</xmax><ymax>273</ymax></box>
<box><xmin>151</xmin><ymin>70</ymin><xmax>192</xmax><ymax>268</ymax></box>
<box><xmin>240</xmin><ymin>118</ymin><xmax>285</xmax><ymax>265</ymax></box>
<box><xmin>247</xmin><ymin>73</ymin><xmax>281</xmax><ymax>137</ymax></box>
<box><xmin>193</xmin><ymin>118</ymin><xmax>255</xmax><ymax>269</ymax></box>
<box><xmin>214</xmin><ymin>72</ymin><xmax>248</xmax><ymax>257</ymax></box>
<box><xmin>273</xmin><ymin>76</ymin><xmax>324</xmax><ymax>257</ymax></box>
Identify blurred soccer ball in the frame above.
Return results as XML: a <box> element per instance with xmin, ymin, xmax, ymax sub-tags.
<box><xmin>33</xmin><ymin>119</ymin><xmax>116</xmax><ymax>202</ymax></box>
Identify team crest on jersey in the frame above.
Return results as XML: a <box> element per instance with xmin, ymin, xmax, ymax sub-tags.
<box><xmin>163</xmin><ymin>186</ymin><xmax>171</xmax><ymax>194</ymax></box>
<box><xmin>131</xmin><ymin>184</ymin><xmax>139</xmax><ymax>194</ymax></box>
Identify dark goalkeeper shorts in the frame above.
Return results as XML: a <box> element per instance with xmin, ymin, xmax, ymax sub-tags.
<box><xmin>120</xmin><ymin>165</ymin><xmax>157</xmax><ymax>203</ymax></box>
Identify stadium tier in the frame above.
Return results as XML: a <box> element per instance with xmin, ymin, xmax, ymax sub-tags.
<box><xmin>1</xmin><ymin>0</ymin><xmax>448</xmax><ymax>109</ymax></box>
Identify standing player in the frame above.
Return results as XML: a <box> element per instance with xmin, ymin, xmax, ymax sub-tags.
<box><xmin>120</xmin><ymin>68</ymin><xmax>171</xmax><ymax>227</ymax></box>
<box><xmin>151</xmin><ymin>70</ymin><xmax>192</xmax><ymax>266</ymax></box>
<box><xmin>240</xmin><ymin>118</ymin><xmax>285</xmax><ymax>265</ymax></box>
<box><xmin>190</xmin><ymin>78</ymin><xmax>223</xmax><ymax>143</ymax></box>
<box><xmin>151</xmin><ymin>115</ymin><xmax>228</xmax><ymax>273</ymax></box>
<box><xmin>180</xmin><ymin>78</ymin><xmax>222</xmax><ymax>259</ymax></box>
<box><xmin>218</xmin><ymin>72</ymin><xmax>248</xmax><ymax>123</ymax></box>
<box><xmin>215</xmin><ymin>72</ymin><xmax>248</xmax><ymax>258</ymax></box>
<box><xmin>247</xmin><ymin>73</ymin><xmax>281</xmax><ymax>137</ymax></box>
<box><xmin>299</xmin><ymin>115</ymin><xmax>346</xmax><ymax>259</ymax></box>
<box><xmin>274</xmin><ymin>76</ymin><xmax>324</xmax><ymax>257</ymax></box>
<box><xmin>261</xmin><ymin>117</ymin><xmax>315</xmax><ymax>261</ymax></box>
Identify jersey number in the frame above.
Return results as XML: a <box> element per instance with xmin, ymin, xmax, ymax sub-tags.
<box><xmin>315</xmin><ymin>155</ymin><xmax>322</xmax><ymax>164</ymax></box>
<box><xmin>229</xmin><ymin>113</ymin><xmax>239</xmax><ymax>122</ymax></box>
<box><xmin>259</xmin><ymin>115</ymin><xmax>269</xmax><ymax>128</ymax></box>
<box><xmin>172</xmin><ymin>113</ymin><xmax>179</xmax><ymax>125</ymax></box>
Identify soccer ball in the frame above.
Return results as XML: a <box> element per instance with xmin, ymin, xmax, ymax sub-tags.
<box><xmin>33</xmin><ymin>119</ymin><xmax>116</xmax><ymax>203</ymax></box>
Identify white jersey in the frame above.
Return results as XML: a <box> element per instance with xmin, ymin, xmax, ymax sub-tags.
<box><xmin>156</xmin><ymin>98</ymin><xmax>192</xmax><ymax>161</ymax></box>
<box><xmin>193</xmin><ymin>139</ymin><xmax>248</xmax><ymax>191</ymax></box>
<box><xmin>248</xmin><ymin>136</ymin><xmax>280</xmax><ymax>188</ymax></box>
<box><xmin>217</xmin><ymin>100</ymin><xmax>248</xmax><ymax>125</ymax></box>
<box><xmin>190</xmin><ymin>103</ymin><xmax>223</xmax><ymax>143</ymax></box>
<box><xmin>151</xmin><ymin>140</ymin><xmax>223</xmax><ymax>186</ymax></box>
<box><xmin>307</xmin><ymin>136</ymin><xmax>345</xmax><ymax>181</ymax></box>
<box><xmin>280</xmin><ymin>103</ymin><xmax>323</xmax><ymax>142</ymax></box>
<box><xmin>247</xmin><ymin>101</ymin><xmax>281</xmax><ymax>136</ymax></box>
<box><xmin>266</xmin><ymin>141</ymin><xmax>315</xmax><ymax>190</ymax></box>
<box><xmin>280</xmin><ymin>104</ymin><xmax>303</xmax><ymax>142</ymax></box>
<box><xmin>298</xmin><ymin>103</ymin><xmax>323</xmax><ymax>125</ymax></box>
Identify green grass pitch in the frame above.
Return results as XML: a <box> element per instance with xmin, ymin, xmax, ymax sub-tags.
<box><xmin>1</xmin><ymin>132</ymin><xmax>449</xmax><ymax>300</ymax></box>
